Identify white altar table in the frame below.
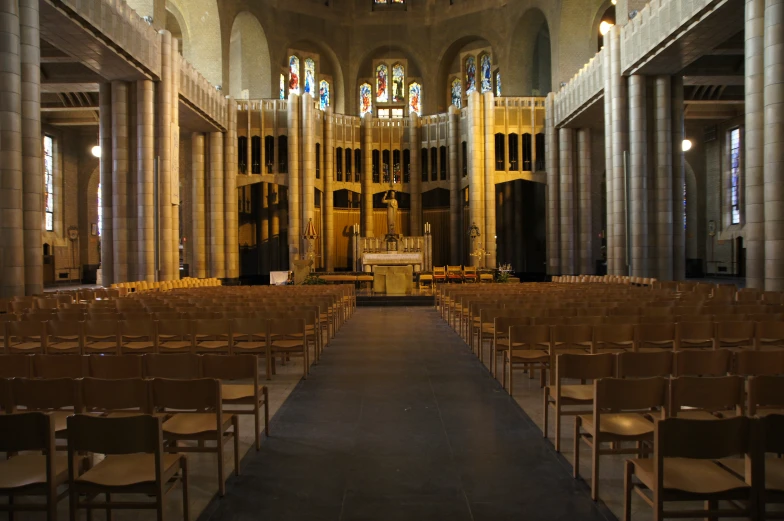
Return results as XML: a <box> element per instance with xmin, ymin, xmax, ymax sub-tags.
<box><xmin>361</xmin><ymin>252</ymin><xmax>424</xmax><ymax>272</ymax></box>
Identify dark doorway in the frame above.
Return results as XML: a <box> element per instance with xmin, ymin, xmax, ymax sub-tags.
<box><xmin>735</xmin><ymin>236</ymin><xmax>745</xmax><ymax>278</ymax></box>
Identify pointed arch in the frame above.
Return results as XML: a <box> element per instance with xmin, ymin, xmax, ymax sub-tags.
<box><xmin>229</xmin><ymin>12</ymin><xmax>271</xmax><ymax>99</ymax></box>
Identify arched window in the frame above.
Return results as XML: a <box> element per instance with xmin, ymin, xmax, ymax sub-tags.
<box><xmin>495</xmin><ymin>133</ymin><xmax>506</xmax><ymax>171</ymax></box>
<box><xmin>304</xmin><ymin>58</ymin><xmax>315</xmax><ymax>95</ymax></box>
<box><xmin>44</xmin><ymin>135</ymin><xmax>54</xmax><ymax>231</ymax></box>
<box><xmin>376</xmin><ymin>64</ymin><xmax>388</xmax><ymax>103</ymax></box>
<box><xmin>408</xmin><ymin>82</ymin><xmax>421</xmax><ymax>115</ymax></box>
<box><xmin>382</xmin><ymin>150</ymin><xmax>390</xmax><ymax>183</ymax></box>
<box><xmin>403</xmin><ymin>149</ymin><xmax>410</xmax><ymax>183</ymax></box>
<box><xmin>480</xmin><ymin>54</ymin><xmax>492</xmax><ymax>93</ymax></box>
<box><xmin>264</xmin><ymin>136</ymin><xmax>275</xmax><ymax>172</ymax></box>
<box><xmin>359</xmin><ymin>83</ymin><xmax>372</xmax><ymax>116</ymax></box>
<box><xmin>372</xmin><ymin>150</ymin><xmax>380</xmax><ymax>183</ymax></box>
<box><xmin>535</xmin><ymin>133</ymin><xmax>545</xmax><ymax>170</ymax></box>
<box><xmin>465</xmin><ymin>56</ymin><xmax>476</xmax><ymax>95</ymax></box>
<box><xmin>430</xmin><ymin>146</ymin><xmax>437</xmax><ymax>181</ymax></box>
<box><xmin>336</xmin><ymin>147</ymin><xmax>343</xmax><ymax>182</ymax></box>
<box><xmin>522</xmin><ymin>133</ymin><xmax>533</xmax><ymax>171</ymax></box>
<box><xmin>237</xmin><ymin>136</ymin><xmax>248</xmax><ymax>174</ymax></box>
<box><xmin>451</xmin><ymin>78</ymin><xmax>462</xmax><ymax>109</ymax></box>
<box><xmin>508</xmin><ymin>134</ymin><xmax>519</xmax><ymax>171</ymax></box>
<box><xmin>392</xmin><ymin>150</ymin><xmax>401</xmax><ymax>183</ymax></box>
<box><xmin>495</xmin><ymin>71</ymin><xmax>501</xmax><ymax>97</ymax></box>
<box><xmin>354</xmin><ymin>149</ymin><xmax>362</xmax><ymax>181</ymax></box>
<box><xmin>279</xmin><ymin>73</ymin><xmax>285</xmax><ymax>99</ymax></box>
<box><xmin>392</xmin><ymin>63</ymin><xmax>405</xmax><ymax>102</ymax></box>
<box><xmin>278</xmin><ymin>136</ymin><xmax>288</xmax><ymax>173</ymax></box>
<box><xmin>251</xmin><ymin>135</ymin><xmax>261</xmax><ymax>174</ymax></box>
<box><xmin>315</xmin><ymin>143</ymin><xmax>321</xmax><ymax>179</ymax></box>
<box><xmin>421</xmin><ymin>148</ymin><xmax>428</xmax><ymax>182</ymax></box>
<box><xmin>730</xmin><ymin>127</ymin><xmax>741</xmax><ymax>224</ymax></box>
<box><xmin>319</xmin><ymin>80</ymin><xmax>330</xmax><ymax>110</ymax></box>
<box><xmin>345</xmin><ymin>148</ymin><xmax>352</xmax><ymax>179</ymax></box>
<box><xmin>288</xmin><ymin>56</ymin><xmax>300</xmax><ymax>95</ymax></box>
<box><xmin>439</xmin><ymin>146</ymin><xmax>447</xmax><ymax>180</ymax></box>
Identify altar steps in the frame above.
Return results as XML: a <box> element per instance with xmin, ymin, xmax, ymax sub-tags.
<box><xmin>356</xmin><ymin>294</ymin><xmax>435</xmax><ymax>307</ymax></box>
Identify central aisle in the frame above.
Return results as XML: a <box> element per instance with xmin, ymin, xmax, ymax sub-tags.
<box><xmin>199</xmin><ymin>308</ymin><xmax>613</xmax><ymax>521</ymax></box>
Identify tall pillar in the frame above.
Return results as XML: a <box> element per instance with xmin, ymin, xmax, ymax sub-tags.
<box><xmin>301</xmin><ymin>94</ymin><xmax>315</xmax><ymax>257</ymax></box>
<box><xmin>269</xmin><ymin>184</ymin><xmax>280</xmax><ymax>271</ymax></box>
<box><xmin>467</xmin><ymin>91</ymin><xmax>484</xmax><ymax>266</ymax></box>
<box><xmin>513</xmin><ymin>181</ymin><xmax>524</xmax><ymax>271</ymax></box>
<box><xmin>361</xmin><ymin>113</ymin><xmax>374</xmax><ymax>237</ymax></box>
<box><xmin>628</xmin><ymin>75</ymin><xmax>648</xmax><ymax>278</ymax></box>
<box><xmin>157</xmin><ymin>30</ymin><xmax>173</xmax><ymax>280</ymax></box>
<box><xmin>764</xmin><ymin>0</ymin><xmax>784</xmax><ymax>290</ymax></box>
<box><xmin>671</xmin><ymin>75</ymin><xmax>686</xmax><ymax>280</ymax></box>
<box><xmin>324</xmin><ymin>108</ymin><xmax>335</xmax><ymax>272</ymax></box>
<box><xmin>653</xmin><ymin>76</ymin><xmax>673</xmax><ymax>280</ymax></box>
<box><xmin>20</xmin><ymin>0</ymin><xmax>42</xmax><ymax>295</ymax></box>
<box><xmin>190</xmin><ymin>133</ymin><xmax>206</xmax><ymax>278</ymax></box>
<box><xmin>209</xmin><ymin>132</ymin><xmax>225</xmax><ymax>278</ymax></box>
<box><xmin>111</xmin><ymin>81</ymin><xmax>129</xmax><ymax>283</ymax></box>
<box><xmin>559</xmin><ymin>128</ymin><xmax>575</xmax><ymax>275</ymax></box>
<box><xmin>602</xmin><ymin>34</ymin><xmax>615</xmax><ymax>275</ymax></box>
<box><xmin>287</xmin><ymin>94</ymin><xmax>301</xmax><ymax>266</ymax></box>
<box><xmin>170</xmin><ymin>39</ymin><xmax>180</xmax><ymax>279</ymax></box>
<box><xmin>137</xmin><ymin>80</ymin><xmax>155</xmax><ymax>281</ymax></box>
<box><xmin>409</xmin><ymin>112</ymin><xmax>422</xmax><ymax>236</ymax></box>
<box><xmin>224</xmin><ymin>97</ymin><xmax>238</xmax><ymax>280</ymax></box>
<box><xmin>577</xmin><ymin>128</ymin><xmax>593</xmax><ymax>275</ymax></box>
<box><xmin>609</xmin><ymin>26</ymin><xmax>629</xmax><ymax>275</ymax></box>
<box><xmin>448</xmin><ymin>106</ymin><xmax>460</xmax><ymax>263</ymax></box>
<box><xmin>482</xmin><ymin>92</ymin><xmax>496</xmax><ymax>268</ymax></box>
<box><xmin>99</xmin><ymin>84</ymin><xmax>114</xmax><ymax>286</ymax></box>
<box><xmin>545</xmin><ymin>93</ymin><xmax>560</xmax><ymax>275</ymax></box>
<box><xmin>503</xmin><ymin>182</ymin><xmax>514</xmax><ymax>265</ymax></box>
<box><xmin>0</xmin><ymin>0</ymin><xmax>24</xmax><ymax>297</ymax></box>
<box><xmin>746</xmin><ymin>0</ymin><xmax>765</xmax><ymax>288</ymax></box>
<box><xmin>260</xmin><ymin>183</ymin><xmax>269</xmax><ymax>274</ymax></box>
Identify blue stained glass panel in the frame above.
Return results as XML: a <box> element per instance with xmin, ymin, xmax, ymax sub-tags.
<box><xmin>451</xmin><ymin>78</ymin><xmax>462</xmax><ymax>109</ymax></box>
<box><xmin>480</xmin><ymin>54</ymin><xmax>492</xmax><ymax>93</ymax></box>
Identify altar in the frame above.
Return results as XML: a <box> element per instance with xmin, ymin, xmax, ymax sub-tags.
<box><xmin>361</xmin><ymin>252</ymin><xmax>424</xmax><ymax>272</ymax></box>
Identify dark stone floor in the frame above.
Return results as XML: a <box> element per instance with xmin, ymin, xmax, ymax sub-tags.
<box><xmin>198</xmin><ymin>308</ymin><xmax>616</xmax><ymax>521</ymax></box>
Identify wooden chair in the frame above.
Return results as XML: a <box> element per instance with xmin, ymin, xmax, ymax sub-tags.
<box><xmin>673</xmin><ymin>349</ymin><xmax>732</xmax><ymax>377</ymax></box>
<box><xmin>615</xmin><ymin>351</ymin><xmax>672</xmax><ymax>378</ymax></box>
<box><xmin>575</xmin><ymin>376</ymin><xmax>668</xmax><ymax>500</ymax></box>
<box><xmin>503</xmin><ymin>325</ymin><xmax>550</xmax><ymax>393</ymax></box>
<box><xmin>433</xmin><ymin>266</ymin><xmax>447</xmax><ymax>284</ymax></box>
<box><xmin>549</xmin><ymin>324</ymin><xmax>593</xmax><ymax>382</ymax></box>
<box><xmin>756</xmin><ymin>321</ymin><xmax>784</xmax><ymax>350</ymax></box>
<box><xmin>635</xmin><ymin>323</ymin><xmax>675</xmax><ymax>352</ymax></box>
<box><xmin>157</xmin><ymin>319</ymin><xmax>194</xmax><ymax>354</ymax></box>
<box><xmin>192</xmin><ymin>319</ymin><xmax>231</xmax><ymax>354</ymax></box>
<box><xmin>81</xmin><ymin>377</ymin><xmax>152</xmax><ymax>416</ymax></box>
<box><xmin>202</xmin><ymin>354</ymin><xmax>269</xmax><ymax>450</ymax></box>
<box><xmin>747</xmin><ymin>375</ymin><xmax>784</xmax><ymax>417</ymax></box>
<box><xmin>446</xmin><ymin>265</ymin><xmax>463</xmax><ymax>284</ymax></box>
<box><xmin>592</xmin><ymin>324</ymin><xmax>635</xmax><ymax>353</ymax></box>
<box><xmin>44</xmin><ymin>320</ymin><xmax>83</xmax><ymax>355</ymax></box>
<box><xmin>230</xmin><ymin>318</ymin><xmax>272</xmax><ymax>380</ymax></box>
<box><xmin>623</xmin><ymin>416</ymin><xmax>757</xmax><ymax>521</ymax></box>
<box><xmin>675</xmin><ymin>321</ymin><xmax>714</xmax><ymax>350</ymax></box>
<box><xmin>543</xmin><ymin>353</ymin><xmax>615</xmax><ymax>453</ymax></box>
<box><xmin>33</xmin><ymin>354</ymin><xmax>89</xmax><ymax>379</ymax></box>
<box><xmin>4</xmin><ymin>320</ymin><xmax>45</xmax><ymax>354</ymax></box>
<box><xmin>491</xmin><ymin>315</ymin><xmax>529</xmax><ymax>378</ymax></box>
<box><xmin>82</xmin><ymin>320</ymin><xmax>121</xmax><ymax>355</ymax></box>
<box><xmin>120</xmin><ymin>319</ymin><xmax>158</xmax><ymax>354</ymax></box>
<box><xmin>152</xmin><ymin>378</ymin><xmax>239</xmax><ymax>496</ymax></box>
<box><xmin>67</xmin><ymin>414</ymin><xmax>188</xmax><ymax>521</ymax></box>
<box><xmin>0</xmin><ymin>353</ymin><xmax>33</xmax><ymax>378</ymax></box>
<box><xmin>670</xmin><ymin>375</ymin><xmax>744</xmax><ymax>420</ymax></box>
<box><xmin>735</xmin><ymin>350</ymin><xmax>784</xmax><ymax>376</ymax></box>
<box><xmin>714</xmin><ymin>320</ymin><xmax>756</xmax><ymax>351</ymax></box>
<box><xmin>88</xmin><ymin>353</ymin><xmax>144</xmax><ymax>378</ymax></box>
<box><xmin>463</xmin><ymin>265</ymin><xmax>478</xmax><ymax>283</ymax></box>
<box><xmin>0</xmin><ymin>412</ymin><xmax>70</xmax><ymax>519</ymax></box>
<box><xmin>144</xmin><ymin>353</ymin><xmax>201</xmax><ymax>379</ymax></box>
<box><xmin>10</xmin><ymin>378</ymin><xmax>82</xmax><ymax>443</ymax></box>
<box><xmin>269</xmin><ymin>317</ymin><xmax>309</xmax><ymax>379</ymax></box>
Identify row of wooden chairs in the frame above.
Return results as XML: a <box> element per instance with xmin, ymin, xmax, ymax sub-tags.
<box><xmin>113</xmin><ymin>277</ymin><xmax>222</xmax><ymax>293</ymax></box>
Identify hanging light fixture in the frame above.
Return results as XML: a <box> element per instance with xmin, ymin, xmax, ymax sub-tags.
<box><xmin>91</xmin><ymin>145</ymin><xmax>101</xmax><ymax>158</ymax></box>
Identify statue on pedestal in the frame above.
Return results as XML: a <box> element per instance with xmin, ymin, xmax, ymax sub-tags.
<box><xmin>382</xmin><ymin>190</ymin><xmax>398</xmax><ymax>236</ymax></box>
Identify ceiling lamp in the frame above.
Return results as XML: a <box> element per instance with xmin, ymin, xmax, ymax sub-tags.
<box><xmin>599</xmin><ymin>21</ymin><xmax>614</xmax><ymax>35</ymax></box>
<box><xmin>91</xmin><ymin>145</ymin><xmax>101</xmax><ymax>158</ymax></box>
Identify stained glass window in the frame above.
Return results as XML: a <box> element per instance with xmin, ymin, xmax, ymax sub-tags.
<box><xmin>288</xmin><ymin>55</ymin><xmax>300</xmax><ymax>94</ymax></box>
<box><xmin>495</xmin><ymin>71</ymin><xmax>501</xmax><ymax>97</ymax></box>
<box><xmin>359</xmin><ymin>83</ymin><xmax>372</xmax><ymax>116</ymax></box>
<box><xmin>304</xmin><ymin>58</ymin><xmax>315</xmax><ymax>95</ymax></box>
<box><xmin>279</xmin><ymin>73</ymin><xmax>285</xmax><ymax>99</ymax></box>
<box><xmin>465</xmin><ymin>56</ymin><xmax>476</xmax><ymax>94</ymax></box>
<box><xmin>44</xmin><ymin>135</ymin><xmax>53</xmax><ymax>231</ymax></box>
<box><xmin>451</xmin><ymin>78</ymin><xmax>462</xmax><ymax>108</ymax></box>
<box><xmin>480</xmin><ymin>54</ymin><xmax>492</xmax><ymax>93</ymax></box>
<box><xmin>683</xmin><ymin>180</ymin><xmax>687</xmax><ymax>231</ymax></box>
<box><xmin>319</xmin><ymin>80</ymin><xmax>330</xmax><ymax>110</ymax></box>
<box><xmin>730</xmin><ymin>128</ymin><xmax>741</xmax><ymax>225</ymax></box>
<box><xmin>376</xmin><ymin>64</ymin><xmax>388</xmax><ymax>103</ymax></box>
<box><xmin>408</xmin><ymin>82</ymin><xmax>421</xmax><ymax>115</ymax></box>
<box><xmin>392</xmin><ymin>63</ymin><xmax>404</xmax><ymax>102</ymax></box>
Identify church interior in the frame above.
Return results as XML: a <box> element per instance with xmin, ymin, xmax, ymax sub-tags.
<box><xmin>1</xmin><ymin>0</ymin><xmax>784</xmax><ymax>519</ymax></box>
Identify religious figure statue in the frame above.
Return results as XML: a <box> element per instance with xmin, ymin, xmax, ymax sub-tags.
<box><xmin>382</xmin><ymin>190</ymin><xmax>398</xmax><ymax>235</ymax></box>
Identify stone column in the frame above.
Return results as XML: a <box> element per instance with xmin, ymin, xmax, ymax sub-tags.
<box><xmin>448</xmin><ymin>106</ymin><xmax>460</xmax><ymax>264</ymax></box>
<box><xmin>361</xmin><ymin>113</ymin><xmax>374</xmax><ymax>237</ymax></box>
<box><xmin>111</xmin><ymin>81</ymin><xmax>129</xmax><ymax>283</ymax></box>
<box><xmin>609</xmin><ymin>26</ymin><xmax>629</xmax><ymax>275</ymax></box>
<box><xmin>602</xmin><ymin>35</ymin><xmax>615</xmax><ymax>275</ymax></box>
<box><xmin>482</xmin><ymin>92</ymin><xmax>497</xmax><ymax>268</ymax></box>
<box><xmin>99</xmin><ymin>84</ymin><xmax>114</xmax><ymax>286</ymax></box>
<box><xmin>467</xmin><ymin>91</ymin><xmax>484</xmax><ymax>266</ymax></box>
<box><xmin>409</xmin><ymin>112</ymin><xmax>422</xmax><ymax>236</ymax></box>
<box><xmin>764</xmin><ymin>0</ymin><xmax>784</xmax><ymax>290</ymax></box>
<box><xmin>260</xmin><ymin>183</ymin><xmax>269</xmax><ymax>274</ymax></box>
<box><xmin>577</xmin><ymin>128</ymin><xmax>593</xmax><ymax>275</ymax></box>
<box><xmin>503</xmin><ymin>182</ymin><xmax>514</xmax><ymax>265</ymax></box>
<box><xmin>209</xmin><ymin>132</ymin><xmax>225</xmax><ymax>278</ymax></box>
<box><xmin>0</xmin><ymin>0</ymin><xmax>24</xmax><ymax>297</ymax></box>
<box><xmin>269</xmin><ymin>184</ymin><xmax>280</xmax><ymax>271</ymax></box>
<box><xmin>513</xmin><ymin>181</ymin><xmax>524</xmax><ymax>271</ymax></box>
<box><xmin>653</xmin><ymin>76</ymin><xmax>673</xmax><ymax>280</ymax></box>
<box><xmin>137</xmin><ymin>79</ymin><xmax>155</xmax><ymax>282</ymax></box>
<box><xmin>224</xmin><ymin>97</ymin><xmax>238</xmax><ymax>280</ymax></box>
<box><xmin>301</xmin><ymin>94</ymin><xmax>315</xmax><ymax>257</ymax></box>
<box><xmin>559</xmin><ymin>128</ymin><xmax>575</xmax><ymax>275</ymax></box>
<box><xmin>190</xmin><ymin>133</ymin><xmax>206</xmax><ymax>278</ymax></box>
<box><xmin>324</xmin><ymin>108</ymin><xmax>335</xmax><ymax>272</ymax></box>
<box><xmin>628</xmin><ymin>75</ymin><xmax>648</xmax><ymax>278</ymax></box>
<box><xmin>20</xmin><ymin>0</ymin><xmax>41</xmax><ymax>295</ymax></box>
<box><xmin>287</xmin><ymin>93</ymin><xmax>301</xmax><ymax>266</ymax></box>
<box><xmin>746</xmin><ymin>0</ymin><xmax>765</xmax><ymax>289</ymax></box>
<box><xmin>157</xmin><ymin>30</ymin><xmax>173</xmax><ymax>281</ymax></box>
<box><xmin>171</xmin><ymin>39</ymin><xmax>180</xmax><ymax>279</ymax></box>
<box><xmin>671</xmin><ymin>75</ymin><xmax>686</xmax><ymax>280</ymax></box>
<box><xmin>545</xmin><ymin>93</ymin><xmax>560</xmax><ymax>275</ymax></box>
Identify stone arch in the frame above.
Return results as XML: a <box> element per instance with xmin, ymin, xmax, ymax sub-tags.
<box><xmin>505</xmin><ymin>8</ymin><xmax>551</xmax><ymax>96</ymax></box>
<box><xmin>556</xmin><ymin>0</ymin><xmax>609</xmax><ymax>86</ymax></box>
<box><xmin>434</xmin><ymin>36</ymin><xmax>494</xmax><ymax>113</ymax></box>
<box><xmin>165</xmin><ymin>2</ymin><xmax>189</xmax><ymax>57</ymax></box>
<box><xmin>284</xmin><ymin>40</ymin><xmax>346</xmax><ymax>114</ymax></box>
<box><xmin>590</xmin><ymin>0</ymin><xmax>616</xmax><ymax>53</ymax></box>
<box><xmin>353</xmin><ymin>44</ymin><xmax>428</xmax><ymax>116</ymax></box>
<box><xmin>229</xmin><ymin>12</ymin><xmax>271</xmax><ymax>99</ymax></box>
<box><xmin>166</xmin><ymin>0</ymin><xmax>222</xmax><ymax>87</ymax></box>
<box><xmin>685</xmin><ymin>161</ymin><xmax>699</xmax><ymax>259</ymax></box>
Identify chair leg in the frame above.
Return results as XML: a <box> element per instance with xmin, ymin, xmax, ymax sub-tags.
<box><xmin>106</xmin><ymin>493</ymin><xmax>112</xmax><ymax>521</ymax></box>
<box><xmin>254</xmin><ymin>402</ymin><xmax>261</xmax><ymax>450</ymax></box>
<box><xmin>182</xmin><ymin>457</ymin><xmax>190</xmax><ymax>521</ymax></box>
<box><xmin>573</xmin><ymin>417</ymin><xmax>581</xmax><ymax>478</ymax></box>
<box><xmin>591</xmin><ymin>436</ymin><xmax>600</xmax><ymax>501</ymax></box>
<box><xmin>554</xmin><ymin>401</ymin><xmax>562</xmax><ymax>452</ymax></box>
<box><xmin>233</xmin><ymin>416</ymin><xmax>240</xmax><ymax>476</ymax></box>
<box><xmin>263</xmin><ymin>386</ymin><xmax>270</xmax><ymax>437</ymax></box>
<box><xmin>542</xmin><ymin>388</ymin><xmax>549</xmax><ymax>440</ymax></box>
<box><xmin>217</xmin><ymin>433</ymin><xmax>225</xmax><ymax>497</ymax></box>
<box><xmin>623</xmin><ymin>460</ymin><xmax>633</xmax><ymax>521</ymax></box>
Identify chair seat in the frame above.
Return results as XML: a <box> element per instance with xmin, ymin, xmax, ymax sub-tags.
<box><xmin>509</xmin><ymin>350</ymin><xmax>549</xmax><ymax>362</ymax></box>
<box><xmin>674</xmin><ymin>410</ymin><xmax>721</xmax><ymax>421</ymax></box>
<box><xmin>85</xmin><ymin>341</ymin><xmax>117</xmax><ymax>351</ymax></box>
<box><xmin>222</xmin><ymin>384</ymin><xmax>264</xmax><ymax>402</ymax></box>
<box><xmin>158</xmin><ymin>341</ymin><xmax>191</xmax><ymax>351</ymax></box>
<box><xmin>10</xmin><ymin>342</ymin><xmax>42</xmax><ymax>352</ymax></box>
<box><xmin>195</xmin><ymin>341</ymin><xmax>229</xmax><ymax>350</ymax></box>
<box><xmin>49</xmin><ymin>341</ymin><xmax>80</xmax><ymax>351</ymax></box>
<box><xmin>631</xmin><ymin>457</ymin><xmax>749</xmax><ymax>495</ymax></box>
<box><xmin>51</xmin><ymin>410</ymin><xmax>74</xmax><ymax>433</ymax></box>
<box><xmin>481</xmin><ymin>325</ymin><xmax>495</xmax><ymax>333</ymax></box>
<box><xmin>756</xmin><ymin>407</ymin><xmax>784</xmax><ymax>417</ymax></box>
<box><xmin>271</xmin><ymin>340</ymin><xmax>304</xmax><ymax>349</ymax></box>
<box><xmin>233</xmin><ymin>341</ymin><xmax>266</xmax><ymax>351</ymax></box>
<box><xmin>721</xmin><ymin>457</ymin><xmax>784</xmax><ymax>492</ymax></box>
<box><xmin>76</xmin><ymin>454</ymin><xmax>182</xmax><ymax>487</ymax></box>
<box><xmin>163</xmin><ymin>413</ymin><xmax>234</xmax><ymax>435</ymax></box>
<box><xmin>559</xmin><ymin>384</ymin><xmax>594</xmax><ymax>401</ymax></box>
<box><xmin>0</xmin><ymin>454</ymin><xmax>69</xmax><ymax>489</ymax></box>
<box><xmin>579</xmin><ymin>413</ymin><xmax>654</xmax><ymax>437</ymax></box>
<box><xmin>122</xmin><ymin>341</ymin><xmax>155</xmax><ymax>351</ymax></box>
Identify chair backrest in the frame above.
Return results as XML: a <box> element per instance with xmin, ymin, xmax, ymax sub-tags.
<box><xmin>508</xmin><ymin>325</ymin><xmax>550</xmax><ymax>349</ymax></box>
<box><xmin>0</xmin><ymin>411</ymin><xmax>53</xmax><ymax>453</ymax></box>
<box><xmin>201</xmin><ymin>354</ymin><xmax>256</xmax><ymax>381</ymax></box>
<box><xmin>269</xmin><ymin>317</ymin><xmax>306</xmax><ymax>337</ymax></box>
<box><xmin>760</xmin><ymin>413</ymin><xmax>784</xmax><ymax>455</ymax></box>
<box><xmin>144</xmin><ymin>353</ymin><xmax>201</xmax><ymax>379</ymax></box>
<box><xmin>34</xmin><ymin>354</ymin><xmax>89</xmax><ymax>378</ymax></box>
<box><xmin>735</xmin><ymin>350</ymin><xmax>784</xmax><ymax>376</ymax></box>
<box><xmin>81</xmin><ymin>378</ymin><xmax>151</xmax><ymax>414</ymax></box>
<box><xmin>11</xmin><ymin>377</ymin><xmax>81</xmax><ymax>411</ymax></box>
<box><xmin>592</xmin><ymin>324</ymin><xmax>635</xmax><ymax>352</ymax></box>
<box><xmin>756</xmin><ymin>321</ymin><xmax>784</xmax><ymax>349</ymax></box>
<box><xmin>556</xmin><ymin>353</ymin><xmax>615</xmax><ymax>381</ymax></box>
<box><xmin>675</xmin><ymin>321</ymin><xmax>715</xmax><ymax>349</ymax></box>
<box><xmin>192</xmin><ymin>318</ymin><xmax>231</xmax><ymax>337</ymax></box>
<box><xmin>655</xmin><ymin>416</ymin><xmax>752</xmax><ymax>460</ymax></box>
<box><xmin>595</xmin><ymin>376</ymin><xmax>669</xmax><ymax>412</ymax></box>
<box><xmin>551</xmin><ymin>324</ymin><xmax>593</xmax><ymax>346</ymax></box>
<box><xmin>670</xmin><ymin>375</ymin><xmax>744</xmax><ymax>415</ymax></box>
<box><xmin>67</xmin><ymin>414</ymin><xmax>162</xmax><ymax>455</ymax></box>
<box><xmin>635</xmin><ymin>323</ymin><xmax>676</xmax><ymax>349</ymax></box>
<box><xmin>151</xmin><ymin>377</ymin><xmax>221</xmax><ymax>412</ymax></box>
<box><xmin>616</xmin><ymin>351</ymin><xmax>673</xmax><ymax>378</ymax></box>
<box><xmin>673</xmin><ymin>349</ymin><xmax>732</xmax><ymax>377</ymax></box>
<box><xmin>230</xmin><ymin>317</ymin><xmax>267</xmax><ymax>339</ymax></box>
<box><xmin>747</xmin><ymin>375</ymin><xmax>784</xmax><ymax>416</ymax></box>
<box><xmin>88</xmin><ymin>354</ymin><xmax>144</xmax><ymax>378</ymax></box>
<box><xmin>0</xmin><ymin>354</ymin><xmax>33</xmax><ymax>378</ymax></box>
<box><xmin>156</xmin><ymin>318</ymin><xmax>192</xmax><ymax>337</ymax></box>
<box><xmin>714</xmin><ymin>320</ymin><xmax>755</xmax><ymax>348</ymax></box>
